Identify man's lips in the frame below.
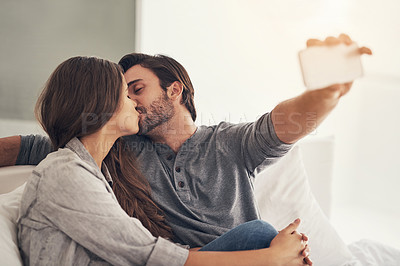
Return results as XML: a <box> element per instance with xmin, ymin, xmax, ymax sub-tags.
<box><xmin>136</xmin><ymin>107</ymin><xmax>146</xmax><ymax>114</ymax></box>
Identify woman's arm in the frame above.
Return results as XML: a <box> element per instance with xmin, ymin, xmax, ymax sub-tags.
<box><xmin>186</xmin><ymin>248</ymin><xmax>277</xmax><ymax>266</ymax></box>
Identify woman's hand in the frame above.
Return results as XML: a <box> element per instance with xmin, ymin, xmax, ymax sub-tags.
<box><xmin>269</xmin><ymin>218</ymin><xmax>312</xmax><ymax>265</ymax></box>
<box><xmin>185</xmin><ymin>220</ymin><xmax>312</xmax><ymax>266</ymax></box>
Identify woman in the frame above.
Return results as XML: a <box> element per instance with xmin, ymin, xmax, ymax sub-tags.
<box><xmin>17</xmin><ymin>56</ymin><xmax>311</xmax><ymax>265</ymax></box>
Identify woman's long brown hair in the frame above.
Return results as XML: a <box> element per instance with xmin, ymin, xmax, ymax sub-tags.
<box><xmin>104</xmin><ymin>140</ymin><xmax>172</xmax><ymax>238</ymax></box>
<box><xmin>35</xmin><ymin>56</ymin><xmax>172</xmax><ymax>238</ymax></box>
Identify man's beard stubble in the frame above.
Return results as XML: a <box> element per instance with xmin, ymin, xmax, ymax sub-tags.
<box><xmin>136</xmin><ymin>93</ymin><xmax>175</xmax><ymax>136</ymax></box>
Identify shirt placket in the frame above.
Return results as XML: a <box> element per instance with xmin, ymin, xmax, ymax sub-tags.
<box><xmin>173</xmin><ymin>142</ymin><xmax>190</xmax><ymax>203</ymax></box>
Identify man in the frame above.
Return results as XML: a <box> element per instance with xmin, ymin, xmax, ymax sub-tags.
<box><xmin>0</xmin><ymin>34</ymin><xmax>371</xmax><ymax>251</ymax></box>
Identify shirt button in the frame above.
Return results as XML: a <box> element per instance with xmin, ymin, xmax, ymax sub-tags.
<box><xmin>167</xmin><ymin>155</ymin><xmax>173</xmax><ymax>160</ymax></box>
<box><xmin>175</xmin><ymin>167</ymin><xmax>181</xmax><ymax>173</ymax></box>
<box><xmin>178</xmin><ymin>181</ymin><xmax>185</xmax><ymax>188</ymax></box>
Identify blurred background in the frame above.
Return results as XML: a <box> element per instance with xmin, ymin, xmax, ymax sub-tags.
<box><xmin>1</xmin><ymin>0</ymin><xmax>399</xmax><ymax>248</ymax></box>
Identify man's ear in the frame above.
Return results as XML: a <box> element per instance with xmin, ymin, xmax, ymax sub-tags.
<box><xmin>166</xmin><ymin>81</ymin><xmax>183</xmax><ymax>101</ymax></box>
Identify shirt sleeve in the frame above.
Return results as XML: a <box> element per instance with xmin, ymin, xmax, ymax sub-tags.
<box><xmin>16</xmin><ymin>134</ymin><xmax>54</xmax><ymax>165</ymax></box>
<box><xmin>36</xmin><ymin>160</ymin><xmax>189</xmax><ymax>266</ymax></box>
<box><xmin>240</xmin><ymin>113</ymin><xmax>293</xmax><ymax>174</ymax></box>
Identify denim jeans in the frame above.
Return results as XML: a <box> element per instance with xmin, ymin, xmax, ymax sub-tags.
<box><xmin>199</xmin><ymin>220</ymin><xmax>278</xmax><ymax>251</ymax></box>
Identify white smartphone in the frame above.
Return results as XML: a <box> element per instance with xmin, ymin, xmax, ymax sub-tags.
<box><xmin>298</xmin><ymin>43</ymin><xmax>363</xmax><ymax>90</ymax></box>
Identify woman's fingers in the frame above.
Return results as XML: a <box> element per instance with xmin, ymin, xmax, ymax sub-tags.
<box><xmin>281</xmin><ymin>218</ymin><xmax>301</xmax><ymax>234</ymax></box>
<box><xmin>304</xmin><ymin>256</ymin><xmax>313</xmax><ymax>265</ymax></box>
<box><xmin>301</xmin><ymin>233</ymin><xmax>309</xmax><ymax>242</ymax></box>
<box><xmin>302</xmin><ymin>244</ymin><xmax>310</xmax><ymax>256</ymax></box>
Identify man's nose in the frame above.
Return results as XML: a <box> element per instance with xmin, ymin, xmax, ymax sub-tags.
<box><xmin>131</xmin><ymin>99</ymin><xmax>138</xmax><ymax>108</ymax></box>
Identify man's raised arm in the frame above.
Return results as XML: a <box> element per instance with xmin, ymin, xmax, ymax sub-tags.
<box><xmin>271</xmin><ymin>83</ymin><xmax>350</xmax><ymax>144</ymax></box>
<box><xmin>0</xmin><ymin>134</ymin><xmax>53</xmax><ymax>167</ymax></box>
<box><xmin>271</xmin><ymin>34</ymin><xmax>372</xmax><ymax>144</ymax></box>
<box><xmin>0</xmin><ymin>136</ymin><xmax>21</xmax><ymax>167</ymax></box>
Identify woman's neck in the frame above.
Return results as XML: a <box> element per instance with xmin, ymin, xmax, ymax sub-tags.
<box><xmin>80</xmin><ymin>129</ymin><xmax>118</xmax><ymax>169</ymax></box>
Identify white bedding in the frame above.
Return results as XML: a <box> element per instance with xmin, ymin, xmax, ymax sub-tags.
<box><xmin>1</xmin><ymin>142</ymin><xmax>399</xmax><ymax>265</ymax></box>
<box><xmin>254</xmin><ymin>145</ymin><xmax>400</xmax><ymax>265</ymax></box>
<box><xmin>347</xmin><ymin>239</ymin><xmax>400</xmax><ymax>266</ymax></box>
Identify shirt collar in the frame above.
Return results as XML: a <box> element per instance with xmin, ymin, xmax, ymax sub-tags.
<box><xmin>65</xmin><ymin>138</ymin><xmax>113</xmax><ymax>185</ymax></box>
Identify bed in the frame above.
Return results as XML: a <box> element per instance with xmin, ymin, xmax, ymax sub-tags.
<box><xmin>1</xmin><ymin>136</ymin><xmax>399</xmax><ymax>265</ymax></box>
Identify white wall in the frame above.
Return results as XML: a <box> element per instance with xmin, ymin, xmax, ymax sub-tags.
<box><xmin>138</xmin><ymin>0</ymin><xmax>400</xmax><ymax>247</ymax></box>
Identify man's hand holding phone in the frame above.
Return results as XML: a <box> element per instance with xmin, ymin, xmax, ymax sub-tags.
<box><xmin>299</xmin><ymin>33</ymin><xmax>372</xmax><ymax>95</ymax></box>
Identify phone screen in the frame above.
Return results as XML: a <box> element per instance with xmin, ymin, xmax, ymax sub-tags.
<box><xmin>298</xmin><ymin>43</ymin><xmax>363</xmax><ymax>90</ymax></box>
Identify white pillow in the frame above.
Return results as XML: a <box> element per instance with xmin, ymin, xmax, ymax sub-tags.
<box><xmin>254</xmin><ymin>146</ymin><xmax>354</xmax><ymax>266</ymax></box>
<box><xmin>0</xmin><ymin>183</ymin><xmax>25</xmax><ymax>266</ymax></box>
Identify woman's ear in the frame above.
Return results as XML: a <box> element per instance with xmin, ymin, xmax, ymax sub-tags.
<box><xmin>167</xmin><ymin>81</ymin><xmax>183</xmax><ymax>101</ymax></box>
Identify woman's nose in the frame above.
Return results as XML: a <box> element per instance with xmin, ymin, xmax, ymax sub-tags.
<box><xmin>127</xmin><ymin>91</ymin><xmax>137</xmax><ymax>101</ymax></box>
<box><xmin>131</xmin><ymin>99</ymin><xmax>138</xmax><ymax>108</ymax></box>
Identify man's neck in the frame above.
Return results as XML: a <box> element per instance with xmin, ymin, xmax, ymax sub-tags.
<box><xmin>147</xmin><ymin>113</ymin><xmax>197</xmax><ymax>154</ymax></box>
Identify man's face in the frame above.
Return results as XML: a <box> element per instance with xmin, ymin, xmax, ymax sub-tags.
<box><xmin>124</xmin><ymin>65</ymin><xmax>175</xmax><ymax>135</ymax></box>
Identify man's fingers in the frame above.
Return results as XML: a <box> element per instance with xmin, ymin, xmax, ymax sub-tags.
<box><xmin>358</xmin><ymin>46</ymin><xmax>373</xmax><ymax>55</ymax></box>
<box><xmin>306</xmin><ymin>39</ymin><xmax>324</xmax><ymax>47</ymax></box>
<box><xmin>338</xmin><ymin>33</ymin><xmax>353</xmax><ymax>45</ymax></box>
<box><xmin>301</xmin><ymin>233</ymin><xmax>309</xmax><ymax>242</ymax></box>
<box><xmin>281</xmin><ymin>218</ymin><xmax>301</xmax><ymax>233</ymax></box>
<box><xmin>306</xmin><ymin>34</ymin><xmax>372</xmax><ymax>57</ymax></box>
<box><xmin>325</xmin><ymin>36</ymin><xmax>341</xmax><ymax>46</ymax></box>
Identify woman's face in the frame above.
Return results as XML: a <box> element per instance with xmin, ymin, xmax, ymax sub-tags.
<box><xmin>107</xmin><ymin>75</ymin><xmax>140</xmax><ymax>137</ymax></box>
